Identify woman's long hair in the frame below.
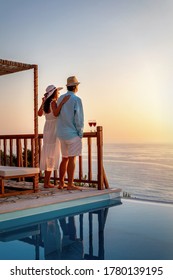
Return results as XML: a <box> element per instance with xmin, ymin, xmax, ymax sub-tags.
<box><xmin>43</xmin><ymin>90</ymin><xmax>57</xmax><ymax>113</ymax></box>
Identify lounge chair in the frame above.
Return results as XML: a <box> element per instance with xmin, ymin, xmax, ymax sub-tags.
<box><xmin>0</xmin><ymin>166</ymin><xmax>40</xmax><ymax>197</ymax></box>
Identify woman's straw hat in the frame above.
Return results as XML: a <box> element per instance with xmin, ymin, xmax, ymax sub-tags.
<box><xmin>45</xmin><ymin>85</ymin><xmax>63</xmax><ymax>99</ymax></box>
<box><xmin>66</xmin><ymin>76</ymin><xmax>80</xmax><ymax>86</ymax></box>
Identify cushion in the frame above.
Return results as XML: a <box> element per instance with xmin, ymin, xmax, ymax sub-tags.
<box><xmin>0</xmin><ymin>166</ymin><xmax>40</xmax><ymax>177</ymax></box>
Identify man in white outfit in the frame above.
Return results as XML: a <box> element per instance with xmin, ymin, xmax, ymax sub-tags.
<box><xmin>56</xmin><ymin>76</ymin><xmax>84</xmax><ymax>190</ymax></box>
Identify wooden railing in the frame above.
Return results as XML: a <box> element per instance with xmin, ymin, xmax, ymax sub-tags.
<box><xmin>0</xmin><ymin>126</ymin><xmax>109</xmax><ymax>190</ymax></box>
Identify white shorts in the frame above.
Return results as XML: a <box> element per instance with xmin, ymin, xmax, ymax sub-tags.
<box><xmin>60</xmin><ymin>136</ymin><xmax>82</xmax><ymax>158</ymax></box>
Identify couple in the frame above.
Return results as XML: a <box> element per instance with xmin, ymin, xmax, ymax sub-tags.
<box><xmin>38</xmin><ymin>76</ymin><xmax>84</xmax><ymax>190</ymax></box>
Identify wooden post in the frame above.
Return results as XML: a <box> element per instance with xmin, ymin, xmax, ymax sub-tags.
<box><xmin>34</xmin><ymin>65</ymin><xmax>39</xmax><ymax>188</ymax></box>
<box><xmin>0</xmin><ymin>178</ymin><xmax>4</xmax><ymax>195</ymax></box>
<box><xmin>33</xmin><ymin>174</ymin><xmax>39</xmax><ymax>192</ymax></box>
<box><xmin>34</xmin><ymin>65</ymin><xmax>39</xmax><ymax>168</ymax></box>
<box><xmin>103</xmin><ymin>167</ymin><xmax>109</xmax><ymax>189</ymax></box>
<box><xmin>97</xmin><ymin>126</ymin><xmax>104</xmax><ymax>190</ymax></box>
<box><xmin>88</xmin><ymin>137</ymin><xmax>92</xmax><ymax>182</ymax></box>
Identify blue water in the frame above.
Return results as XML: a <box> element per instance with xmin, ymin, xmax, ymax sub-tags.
<box><xmin>0</xmin><ymin>198</ymin><xmax>173</xmax><ymax>260</ymax></box>
<box><xmin>81</xmin><ymin>143</ymin><xmax>173</xmax><ymax>203</ymax></box>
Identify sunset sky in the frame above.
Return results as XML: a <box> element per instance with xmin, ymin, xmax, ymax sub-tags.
<box><xmin>1</xmin><ymin>0</ymin><xmax>173</xmax><ymax>143</ymax></box>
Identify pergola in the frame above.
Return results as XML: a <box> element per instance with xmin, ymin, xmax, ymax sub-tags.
<box><xmin>0</xmin><ymin>59</ymin><xmax>39</xmax><ymax>167</ymax></box>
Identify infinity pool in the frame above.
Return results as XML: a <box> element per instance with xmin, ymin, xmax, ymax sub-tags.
<box><xmin>0</xmin><ymin>198</ymin><xmax>173</xmax><ymax>260</ymax></box>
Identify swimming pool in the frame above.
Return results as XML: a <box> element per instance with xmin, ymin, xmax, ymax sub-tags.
<box><xmin>0</xmin><ymin>198</ymin><xmax>173</xmax><ymax>260</ymax></box>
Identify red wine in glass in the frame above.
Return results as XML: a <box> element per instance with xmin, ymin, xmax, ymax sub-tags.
<box><xmin>88</xmin><ymin>120</ymin><xmax>93</xmax><ymax>131</ymax></box>
<box><xmin>93</xmin><ymin>120</ymin><xmax>97</xmax><ymax>131</ymax></box>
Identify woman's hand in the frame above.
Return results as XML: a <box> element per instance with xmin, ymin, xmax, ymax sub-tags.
<box><xmin>61</xmin><ymin>95</ymin><xmax>70</xmax><ymax>105</ymax></box>
<box><xmin>52</xmin><ymin>95</ymin><xmax>71</xmax><ymax>117</ymax></box>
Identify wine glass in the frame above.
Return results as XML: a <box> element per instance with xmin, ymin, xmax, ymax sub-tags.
<box><xmin>88</xmin><ymin>120</ymin><xmax>97</xmax><ymax>132</ymax></box>
<box><xmin>88</xmin><ymin>120</ymin><xmax>93</xmax><ymax>132</ymax></box>
<box><xmin>92</xmin><ymin>120</ymin><xmax>97</xmax><ymax>131</ymax></box>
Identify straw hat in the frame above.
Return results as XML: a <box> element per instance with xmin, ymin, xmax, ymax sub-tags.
<box><xmin>45</xmin><ymin>85</ymin><xmax>63</xmax><ymax>99</ymax></box>
<box><xmin>66</xmin><ymin>76</ymin><xmax>80</xmax><ymax>86</ymax></box>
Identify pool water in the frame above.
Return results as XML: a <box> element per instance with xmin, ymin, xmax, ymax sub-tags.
<box><xmin>0</xmin><ymin>198</ymin><xmax>173</xmax><ymax>260</ymax></box>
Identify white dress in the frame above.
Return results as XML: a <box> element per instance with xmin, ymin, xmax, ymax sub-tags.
<box><xmin>40</xmin><ymin>106</ymin><xmax>60</xmax><ymax>171</ymax></box>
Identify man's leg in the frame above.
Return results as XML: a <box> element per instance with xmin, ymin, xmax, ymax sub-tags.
<box><xmin>67</xmin><ymin>156</ymin><xmax>80</xmax><ymax>190</ymax></box>
<box><xmin>59</xmin><ymin>157</ymin><xmax>68</xmax><ymax>188</ymax></box>
<box><xmin>67</xmin><ymin>156</ymin><xmax>77</xmax><ymax>188</ymax></box>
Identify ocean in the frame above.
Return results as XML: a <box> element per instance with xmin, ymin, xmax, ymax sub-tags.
<box><xmin>81</xmin><ymin>143</ymin><xmax>173</xmax><ymax>204</ymax></box>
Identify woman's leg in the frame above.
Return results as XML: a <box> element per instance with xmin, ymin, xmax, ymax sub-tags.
<box><xmin>44</xmin><ymin>170</ymin><xmax>54</xmax><ymax>188</ymax></box>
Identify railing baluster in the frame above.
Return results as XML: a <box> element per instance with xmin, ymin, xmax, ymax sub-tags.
<box><xmin>31</xmin><ymin>138</ymin><xmax>34</xmax><ymax>167</ymax></box>
<box><xmin>17</xmin><ymin>139</ymin><xmax>20</xmax><ymax>166</ymax></box>
<box><xmin>4</xmin><ymin>139</ymin><xmax>7</xmax><ymax>166</ymax></box>
<box><xmin>10</xmin><ymin>139</ymin><xmax>13</xmax><ymax>166</ymax></box>
<box><xmin>24</xmin><ymin>138</ymin><xmax>28</xmax><ymax>167</ymax></box>
<box><xmin>17</xmin><ymin>139</ymin><xmax>23</xmax><ymax>167</ymax></box>
<box><xmin>19</xmin><ymin>139</ymin><xmax>23</xmax><ymax>167</ymax></box>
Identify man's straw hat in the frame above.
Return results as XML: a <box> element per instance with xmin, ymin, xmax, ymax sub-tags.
<box><xmin>66</xmin><ymin>76</ymin><xmax>80</xmax><ymax>87</ymax></box>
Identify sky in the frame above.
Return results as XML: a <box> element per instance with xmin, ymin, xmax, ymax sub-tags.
<box><xmin>0</xmin><ymin>0</ymin><xmax>173</xmax><ymax>143</ymax></box>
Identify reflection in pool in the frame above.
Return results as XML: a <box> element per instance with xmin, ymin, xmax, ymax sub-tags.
<box><xmin>0</xmin><ymin>198</ymin><xmax>173</xmax><ymax>260</ymax></box>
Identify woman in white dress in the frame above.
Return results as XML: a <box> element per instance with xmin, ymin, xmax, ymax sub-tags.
<box><xmin>38</xmin><ymin>85</ymin><xmax>70</xmax><ymax>188</ymax></box>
